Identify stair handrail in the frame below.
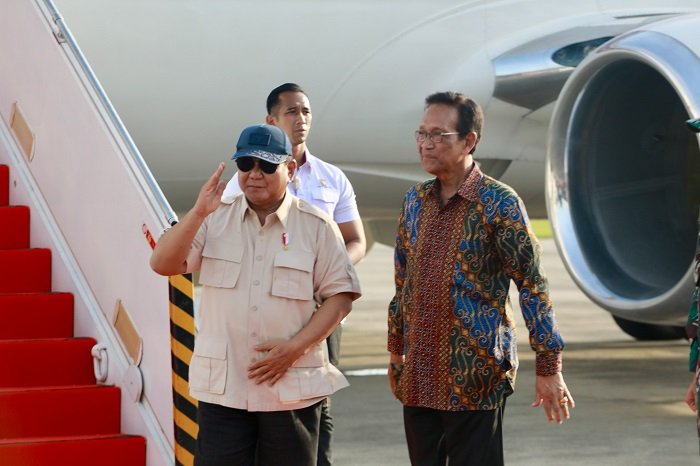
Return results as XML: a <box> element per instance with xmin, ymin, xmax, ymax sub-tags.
<box><xmin>38</xmin><ymin>0</ymin><xmax>178</xmax><ymax>229</ymax></box>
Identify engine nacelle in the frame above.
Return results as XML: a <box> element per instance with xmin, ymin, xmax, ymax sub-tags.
<box><xmin>546</xmin><ymin>14</ymin><xmax>700</xmax><ymax>326</ymax></box>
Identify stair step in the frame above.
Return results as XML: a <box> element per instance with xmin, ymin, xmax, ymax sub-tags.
<box><xmin>0</xmin><ymin>249</ymin><xmax>51</xmax><ymax>293</ymax></box>
<box><xmin>0</xmin><ymin>293</ymin><xmax>74</xmax><ymax>339</ymax></box>
<box><xmin>0</xmin><ymin>385</ymin><xmax>121</xmax><ymax>438</ymax></box>
<box><xmin>0</xmin><ymin>165</ymin><xmax>8</xmax><ymax>206</ymax></box>
<box><xmin>0</xmin><ymin>434</ymin><xmax>146</xmax><ymax>466</ymax></box>
<box><xmin>0</xmin><ymin>165</ymin><xmax>147</xmax><ymax>459</ymax></box>
<box><xmin>0</xmin><ymin>338</ymin><xmax>96</xmax><ymax>388</ymax></box>
<box><xmin>0</xmin><ymin>206</ymin><xmax>29</xmax><ymax>249</ymax></box>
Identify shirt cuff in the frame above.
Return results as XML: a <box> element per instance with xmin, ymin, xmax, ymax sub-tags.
<box><xmin>535</xmin><ymin>352</ymin><xmax>562</xmax><ymax>376</ymax></box>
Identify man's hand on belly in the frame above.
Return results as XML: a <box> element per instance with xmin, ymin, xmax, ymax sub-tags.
<box><xmin>248</xmin><ymin>339</ymin><xmax>303</xmax><ymax>386</ymax></box>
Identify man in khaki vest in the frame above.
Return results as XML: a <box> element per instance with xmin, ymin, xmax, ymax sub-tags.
<box><xmin>152</xmin><ymin>124</ymin><xmax>361</xmax><ymax>466</ymax></box>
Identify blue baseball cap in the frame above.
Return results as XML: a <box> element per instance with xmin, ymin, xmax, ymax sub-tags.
<box><xmin>231</xmin><ymin>124</ymin><xmax>292</xmax><ymax>164</ymax></box>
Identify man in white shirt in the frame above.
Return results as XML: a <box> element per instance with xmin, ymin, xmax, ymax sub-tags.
<box><xmin>222</xmin><ymin>83</ymin><xmax>366</xmax><ymax>466</ymax></box>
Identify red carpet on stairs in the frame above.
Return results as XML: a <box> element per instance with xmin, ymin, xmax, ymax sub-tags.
<box><xmin>0</xmin><ymin>165</ymin><xmax>146</xmax><ymax>465</ymax></box>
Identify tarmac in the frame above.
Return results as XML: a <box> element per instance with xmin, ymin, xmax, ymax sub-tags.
<box><xmin>331</xmin><ymin>239</ymin><xmax>699</xmax><ymax>466</ymax></box>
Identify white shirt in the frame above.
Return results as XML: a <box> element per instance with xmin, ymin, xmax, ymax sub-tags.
<box><xmin>222</xmin><ymin>150</ymin><xmax>360</xmax><ymax>224</ymax></box>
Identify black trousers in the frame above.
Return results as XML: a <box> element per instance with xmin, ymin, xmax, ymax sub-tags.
<box><xmin>317</xmin><ymin>325</ymin><xmax>342</xmax><ymax>466</ymax></box>
<box><xmin>403</xmin><ymin>403</ymin><xmax>505</xmax><ymax>466</ymax></box>
<box><xmin>194</xmin><ymin>401</ymin><xmax>322</xmax><ymax>466</ymax></box>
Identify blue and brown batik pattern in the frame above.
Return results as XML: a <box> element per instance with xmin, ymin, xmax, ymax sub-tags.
<box><xmin>388</xmin><ymin>165</ymin><xmax>564</xmax><ymax>411</ymax></box>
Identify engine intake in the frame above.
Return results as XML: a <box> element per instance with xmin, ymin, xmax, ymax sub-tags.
<box><xmin>547</xmin><ymin>22</ymin><xmax>700</xmax><ymax>326</ymax></box>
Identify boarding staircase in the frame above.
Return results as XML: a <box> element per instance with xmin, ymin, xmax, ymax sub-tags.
<box><xmin>0</xmin><ymin>164</ymin><xmax>146</xmax><ymax>465</ymax></box>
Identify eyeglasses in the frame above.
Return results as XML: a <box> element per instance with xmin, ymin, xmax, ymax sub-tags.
<box><xmin>235</xmin><ymin>157</ymin><xmax>280</xmax><ymax>174</ymax></box>
<box><xmin>414</xmin><ymin>130</ymin><xmax>461</xmax><ymax>143</ymax></box>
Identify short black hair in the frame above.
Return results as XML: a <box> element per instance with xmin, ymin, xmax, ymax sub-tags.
<box><xmin>425</xmin><ymin>92</ymin><xmax>484</xmax><ymax>154</ymax></box>
<box><xmin>267</xmin><ymin>83</ymin><xmax>308</xmax><ymax>115</ymax></box>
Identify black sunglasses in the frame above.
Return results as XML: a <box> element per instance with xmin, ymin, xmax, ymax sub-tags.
<box><xmin>235</xmin><ymin>157</ymin><xmax>280</xmax><ymax>175</ymax></box>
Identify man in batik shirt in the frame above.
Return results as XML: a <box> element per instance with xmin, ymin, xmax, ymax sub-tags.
<box><xmin>388</xmin><ymin>92</ymin><xmax>574</xmax><ymax>466</ymax></box>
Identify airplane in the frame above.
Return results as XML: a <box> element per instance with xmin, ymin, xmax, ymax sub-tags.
<box><xmin>47</xmin><ymin>0</ymin><xmax>700</xmax><ymax>340</ymax></box>
<box><xmin>1</xmin><ymin>1</ymin><xmax>699</xmax><ymax>464</ymax></box>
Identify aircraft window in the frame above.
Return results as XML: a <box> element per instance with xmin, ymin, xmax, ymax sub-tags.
<box><xmin>552</xmin><ymin>37</ymin><xmax>614</xmax><ymax>67</ymax></box>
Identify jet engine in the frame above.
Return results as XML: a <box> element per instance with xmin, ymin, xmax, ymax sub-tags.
<box><xmin>546</xmin><ymin>14</ymin><xmax>700</xmax><ymax>339</ymax></box>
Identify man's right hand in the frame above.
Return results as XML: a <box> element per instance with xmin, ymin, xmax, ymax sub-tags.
<box><xmin>193</xmin><ymin>162</ymin><xmax>227</xmax><ymax>218</ymax></box>
<box><xmin>150</xmin><ymin>163</ymin><xmax>227</xmax><ymax>276</ymax></box>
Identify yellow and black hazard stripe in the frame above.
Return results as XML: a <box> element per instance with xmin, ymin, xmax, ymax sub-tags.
<box><xmin>143</xmin><ymin>223</ymin><xmax>198</xmax><ymax>465</ymax></box>
<box><xmin>169</xmin><ymin>273</ymin><xmax>198</xmax><ymax>466</ymax></box>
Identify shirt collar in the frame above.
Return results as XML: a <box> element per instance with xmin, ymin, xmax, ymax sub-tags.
<box><xmin>240</xmin><ymin>191</ymin><xmax>293</xmax><ymax>227</ymax></box>
<box><xmin>239</xmin><ymin>196</ymin><xmax>251</xmax><ymax>222</ymax></box>
<box><xmin>298</xmin><ymin>149</ymin><xmax>316</xmax><ymax>172</ymax></box>
<box><xmin>304</xmin><ymin>149</ymin><xmax>316</xmax><ymax>163</ymax></box>
<box><xmin>428</xmin><ymin>162</ymin><xmax>484</xmax><ymax>202</ymax></box>
<box><xmin>276</xmin><ymin>192</ymin><xmax>292</xmax><ymax>227</ymax></box>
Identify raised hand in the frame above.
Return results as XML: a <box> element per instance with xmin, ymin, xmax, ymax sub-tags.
<box><xmin>193</xmin><ymin>162</ymin><xmax>227</xmax><ymax>218</ymax></box>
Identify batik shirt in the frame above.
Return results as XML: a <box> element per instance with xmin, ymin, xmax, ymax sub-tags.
<box><xmin>388</xmin><ymin>163</ymin><xmax>564</xmax><ymax>411</ymax></box>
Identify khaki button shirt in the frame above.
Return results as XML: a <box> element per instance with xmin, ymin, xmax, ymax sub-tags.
<box><xmin>185</xmin><ymin>193</ymin><xmax>361</xmax><ymax>411</ymax></box>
